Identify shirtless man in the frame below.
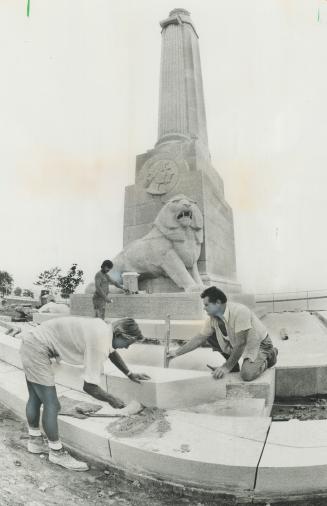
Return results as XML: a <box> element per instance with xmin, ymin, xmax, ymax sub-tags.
<box><xmin>93</xmin><ymin>259</ymin><xmax>128</xmax><ymax>319</ymax></box>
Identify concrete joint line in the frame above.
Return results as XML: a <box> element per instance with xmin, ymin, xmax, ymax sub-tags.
<box><xmin>252</xmin><ymin>421</ymin><xmax>272</xmax><ymax>499</ymax></box>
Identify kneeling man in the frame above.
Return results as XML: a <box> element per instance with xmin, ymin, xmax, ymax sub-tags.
<box><xmin>20</xmin><ymin>316</ymin><xmax>150</xmax><ymax>471</ymax></box>
<box><xmin>168</xmin><ymin>286</ymin><xmax>278</xmax><ymax>381</ymax></box>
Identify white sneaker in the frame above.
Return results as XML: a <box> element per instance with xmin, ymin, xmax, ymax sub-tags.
<box><xmin>27</xmin><ymin>436</ymin><xmax>48</xmax><ymax>454</ymax></box>
<box><xmin>49</xmin><ymin>448</ymin><xmax>89</xmax><ymax>471</ymax></box>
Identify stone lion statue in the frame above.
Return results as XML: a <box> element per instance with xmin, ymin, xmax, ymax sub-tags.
<box><xmin>112</xmin><ymin>195</ymin><xmax>204</xmax><ymax>292</ymax></box>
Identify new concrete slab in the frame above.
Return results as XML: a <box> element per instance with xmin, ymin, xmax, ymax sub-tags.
<box><xmin>103</xmin><ymin>363</ymin><xmax>226</xmax><ymax>408</ymax></box>
<box><xmin>0</xmin><ymin>363</ymin><xmax>271</xmax><ymax>496</ymax></box>
<box><xmin>109</xmin><ymin>412</ymin><xmax>271</xmax><ymax>491</ymax></box>
<box><xmin>255</xmin><ymin>419</ymin><xmax>327</xmax><ymax>497</ymax></box>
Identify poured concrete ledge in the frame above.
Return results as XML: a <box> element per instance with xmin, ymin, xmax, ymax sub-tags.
<box><xmin>2</xmin><ymin>360</ymin><xmax>327</xmax><ymax>500</ymax></box>
<box><xmin>255</xmin><ymin>419</ymin><xmax>327</xmax><ymax>499</ymax></box>
<box><xmin>0</xmin><ymin>360</ymin><xmax>270</xmax><ymax>495</ymax></box>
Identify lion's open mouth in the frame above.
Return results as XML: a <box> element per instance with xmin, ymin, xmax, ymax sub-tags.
<box><xmin>177</xmin><ymin>210</ymin><xmax>192</xmax><ymax>220</ymax></box>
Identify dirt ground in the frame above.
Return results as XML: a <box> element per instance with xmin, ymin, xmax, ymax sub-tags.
<box><xmin>2</xmin><ymin>402</ymin><xmax>327</xmax><ymax>506</ymax></box>
<box><xmin>272</xmin><ymin>396</ymin><xmax>327</xmax><ymax>421</ymax></box>
<box><xmin>0</xmin><ymin>402</ymin><xmax>238</xmax><ymax>506</ymax></box>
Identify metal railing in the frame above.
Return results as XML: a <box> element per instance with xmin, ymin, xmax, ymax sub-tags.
<box><xmin>255</xmin><ymin>289</ymin><xmax>327</xmax><ymax>313</ymax></box>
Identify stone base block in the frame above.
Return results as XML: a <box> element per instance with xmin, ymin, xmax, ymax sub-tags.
<box><xmin>103</xmin><ymin>363</ymin><xmax>229</xmax><ymax>409</ymax></box>
<box><xmin>139</xmin><ymin>275</ymin><xmax>242</xmax><ymax>294</ymax></box>
<box><xmin>226</xmin><ymin>369</ymin><xmax>275</xmax><ymax>408</ymax></box>
<box><xmin>71</xmin><ymin>292</ymin><xmax>256</xmax><ymax>321</ymax></box>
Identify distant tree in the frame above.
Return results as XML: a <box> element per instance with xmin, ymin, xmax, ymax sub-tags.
<box><xmin>14</xmin><ymin>287</ymin><xmax>22</xmax><ymax>296</ymax></box>
<box><xmin>22</xmin><ymin>289</ymin><xmax>34</xmax><ymax>298</ymax></box>
<box><xmin>0</xmin><ymin>271</ymin><xmax>14</xmax><ymax>297</ymax></box>
<box><xmin>57</xmin><ymin>264</ymin><xmax>84</xmax><ymax>299</ymax></box>
<box><xmin>34</xmin><ymin>267</ymin><xmax>61</xmax><ymax>292</ymax></box>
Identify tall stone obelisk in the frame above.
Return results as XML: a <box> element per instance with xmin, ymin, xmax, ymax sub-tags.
<box><xmin>123</xmin><ymin>8</ymin><xmax>240</xmax><ymax>293</ymax></box>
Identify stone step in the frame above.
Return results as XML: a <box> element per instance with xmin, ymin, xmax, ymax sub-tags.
<box><xmin>255</xmin><ymin>418</ymin><xmax>327</xmax><ymax>499</ymax></box>
<box><xmin>0</xmin><ymin>361</ymin><xmax>271</xmax><ymax>496</ymax></box>
<box><xmin>0</xmin><ymin>331</ymin><xmax>274</xmax><ymax>412</ymax></box>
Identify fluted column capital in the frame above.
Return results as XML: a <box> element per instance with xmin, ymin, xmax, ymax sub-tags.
<box><xmin>160</xmin><ymin>8</ymin><xmax>198</xmax><ymax>38</ymax></box>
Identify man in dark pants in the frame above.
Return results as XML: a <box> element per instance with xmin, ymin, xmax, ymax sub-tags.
<box><xmin>168</xmin><ymin>286</ymin><xmax>278</xmax><ymax>381</ymax></box>
<box><xmin>20</xmin><ymin>316</ymin><xmax>150</xmax><ymax>471</ymax></box>
<box><xmin>93</xmin><ymin>259</ymin><xmax>128</xmax><ymax>319</ymax></box>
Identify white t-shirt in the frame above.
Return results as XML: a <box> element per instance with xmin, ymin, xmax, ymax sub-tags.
<box><xmin>29</xmin><ymin>316</ymin><xmax>112</xmax><ymax>385</ymax></box>
<box><xmin>200</xmin><ymin>302</ymin><xmax>268</xmax><ymax>361</ymax></box>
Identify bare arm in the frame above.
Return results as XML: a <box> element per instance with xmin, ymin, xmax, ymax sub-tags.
<box><xmin>108</xmin><ymin>275</ymin><xmax>126</xmax><ymax>291</ymax></box>
<box><xmin>83</xmin><ymin>381</ymin><xmax>125</xmax><ymax>408</ymax></box>
<box><xmin>212</xmin><ymin>330</ymin><xmax>248</xmax><ymax>379</ymax></box>
<box><xmin>170</xmin><ymin>333</ymin><xmax>208</xmax><ymax>359</ymax></box>
<box><xmin>224</xmin><ymin>330</ymin><xmax>247</xmax><ymax>371</ymax></box>
<box><xmin>109</xmin><ymin>351</ymin><xmax>151</xmax><ymax>384</ymax></box>
<box><xmin>109</xmin><ymin>350</ymin><xmax>130</xmax><ymax>376</ymax></box>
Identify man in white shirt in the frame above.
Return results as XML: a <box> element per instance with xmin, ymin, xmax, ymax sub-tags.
<box><xmin>19</xmin><ymin>316</ymin><xmax>150</xmax><ymax>471</ymax></box>
<box><xmin>168</xmin><ymin>286</ymin><xmax>278</xmax><ymax>381</ymax></box>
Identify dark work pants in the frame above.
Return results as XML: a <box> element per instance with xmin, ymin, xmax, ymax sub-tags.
<box><xmin>207</xmin><ymin>332</ymin><xmax>274</xmax><ymax>381</ymax></box>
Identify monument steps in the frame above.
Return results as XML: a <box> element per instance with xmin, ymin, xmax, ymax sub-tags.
<box><xmin>1</xmin><ymin>356</ymin><xmax>327</xmax><ymax>499</ymax></box>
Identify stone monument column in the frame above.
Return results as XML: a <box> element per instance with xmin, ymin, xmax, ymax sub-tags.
<box><xmin>158</xmin><ymin>9</ymin><xmax>208</xmax><ymax>153</ymax></box>
<box><xmin>122</xmin><ymin>8</ymin><xmax>241</xmax><ymax>294</ymax></box>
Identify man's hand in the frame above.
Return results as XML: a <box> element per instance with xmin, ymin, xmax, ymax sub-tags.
<box><xmin>105</xmin><ymin>296</ymin><xmax>113</xmax><ymax>303</ymax></box>
<box><xmin>212</xmin><ymin>365</ymin><xmax>229</xmax><ymax>380</ymax></box>
<box><xmin>128</xmin><ymin>372</ymin><xmax>151</xmax><ymax>384</ymax></box>
<box><xmin>107</xmin><ymin>395</ymin><xmax>125</xmax><ymax>409</ymax></box>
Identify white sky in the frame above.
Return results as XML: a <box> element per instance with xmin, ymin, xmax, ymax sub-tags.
<box><xmin>1</xmin><ymin>0</ymin><xmax>327</xmax><ymax>295</ymax></box>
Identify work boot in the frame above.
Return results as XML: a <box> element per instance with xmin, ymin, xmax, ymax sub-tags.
<box><xmin>27</xmin><ymin>435</ymin><xmax>48</xmax><ymax>454</ymax></box>
<box><xmin>49</xmin><ymin>448</ymin><xmax>89</xmax><ymax>471</ymax></box>
<box><xmin>267</xmin><ymin>347</ymin><xmax>278</xmax><ymax>368</ymax></box>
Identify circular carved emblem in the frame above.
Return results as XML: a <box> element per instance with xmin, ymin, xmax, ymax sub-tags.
<box><xmin>140</xmin><ymin>158</ymin><xmax>180</xmax><ymax>195</ymax></box>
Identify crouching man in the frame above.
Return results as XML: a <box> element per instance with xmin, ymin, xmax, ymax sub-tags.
<box><xmin>168</xmin><ymin>286</ymin><xmax>278</xmax><ymax>381</ymax></box>
<box><xmin>19</xmin><ymin>316</ymin><xmax>150</xmax><ymax>471</ymax></box>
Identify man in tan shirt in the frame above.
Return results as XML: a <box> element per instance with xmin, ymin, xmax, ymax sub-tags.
<box><xmin>168</xmin><ymin>286</ymin><xmax>278</xmax><ymax>381</ymax></box>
